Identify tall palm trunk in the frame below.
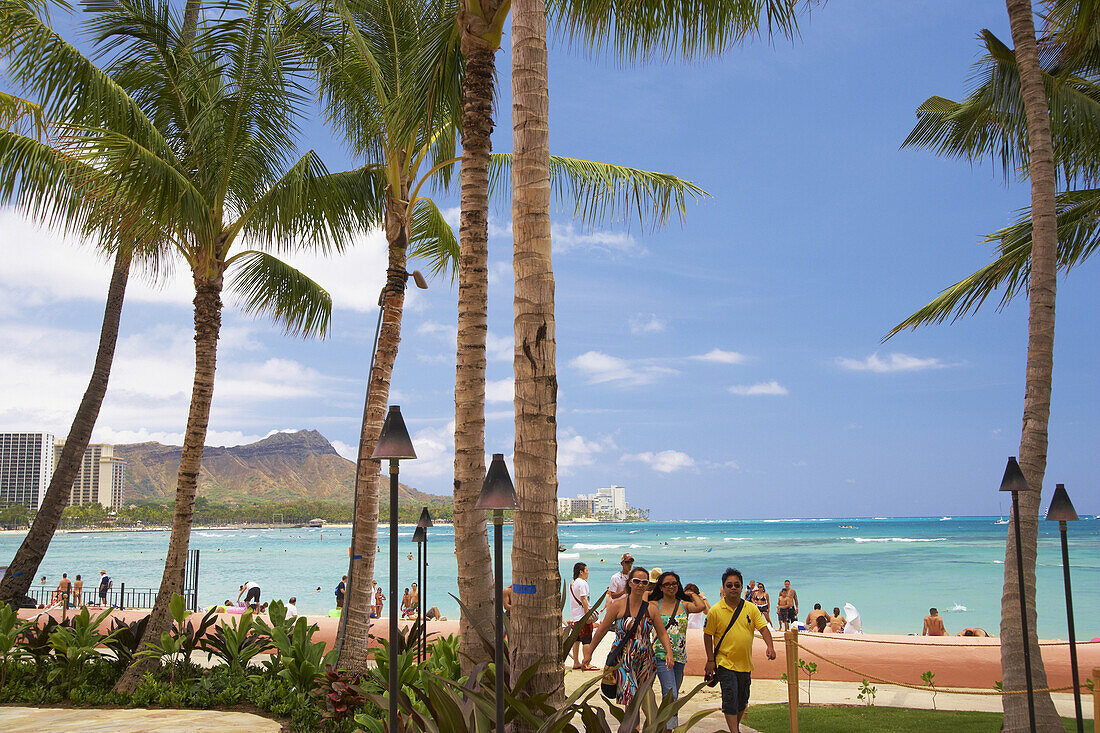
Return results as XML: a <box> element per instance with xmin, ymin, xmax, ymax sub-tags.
<box><xmin>999</xmin><ymin>1</ymin><xmax>1061</xmax><ymax>729</ymax></box>
<box><xmin>115</xmin><ymin>269</ymin><xmax>224</xmax><ymax>694</ymax></box>
<box><xmin>510</xmin><ymin>0</ymin><xmax>562</xmax><ymax>717</ymax></box>
<box><xmin>338</xmin><ymin>186</ymin><xmax>411</xmax><ymax>674</ymax></box>
<box><xmin>452</xmin><ymin>16</ymin><xmax>499</xmax><ymax>675</ymax></box>
<box><xmin>0</xmin><ymin>248</ymin><xmax>131</xmax><ymax>603</ymax></box>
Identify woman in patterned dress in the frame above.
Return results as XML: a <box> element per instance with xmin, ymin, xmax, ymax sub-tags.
<box><xmin>584</xmin><ymin>567</ymin><xmax>674</xmax><ymax>716</ymax></box>
<box><xmin>650</xmin><ymin>571</ymin><xmax>708</xmax><ymax>730</ymax></box>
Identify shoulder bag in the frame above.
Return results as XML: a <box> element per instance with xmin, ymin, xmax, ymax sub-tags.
<box><xmin>705</xmin><ymin>599</ymin><xmax>745</xmax><ymax>687</ymax></box>
<box><xmin>600</xmin><ymin>600</ymin><xmax>649</xmax><ymax>699</ymax></box>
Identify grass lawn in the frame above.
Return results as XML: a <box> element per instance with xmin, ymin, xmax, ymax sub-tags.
<box><xmin>743</xmin><ymin>704</ymin><xmax>1094</xmax><ymax>732</ymax></box>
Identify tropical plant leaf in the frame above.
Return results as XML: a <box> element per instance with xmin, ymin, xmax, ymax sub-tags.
<box><xmin>409</xmin><ymin>197</ymin><xmax>459</xmax><ymax>279</ymax></box>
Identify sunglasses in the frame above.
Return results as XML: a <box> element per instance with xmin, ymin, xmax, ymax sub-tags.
<box><xmin>724</xmin><ymin>582</ymin><xmax>743</xmax><ymax>589</ymax></box>
<box><xmin>660</xmin><ymin>581</ymin><xmax>678</xmax><ymax>588</ymax></box>
<box><xmin>629</xmin><ymin>578</ymin><xmax>649</xmax><ymax>586</ymax></box>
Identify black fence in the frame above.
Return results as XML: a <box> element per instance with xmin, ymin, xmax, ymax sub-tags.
<box><xmin>24</xmin><ymin>549</ymin><xmax>201</xmax><ymax>611</ymax></box>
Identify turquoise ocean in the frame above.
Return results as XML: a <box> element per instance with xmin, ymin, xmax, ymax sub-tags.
<box><xmin>2</xmin><ymin>516</ymin><xmax>1098</xmax><ymax>639</ymax></box>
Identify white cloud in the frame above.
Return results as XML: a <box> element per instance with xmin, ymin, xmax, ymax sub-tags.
<box><xmin>622</xmin><ymin>450</ymin><xmax>695</xmax><ymax>473</ymax></box>
<box><xmin>552</xmin><ymin>223</ymin><xmax>642</xmax><ymax>256</ymax></box>
<box><xmin>486</xmin><ymin>332</ymin><xmax>513</xmax><ymax>362</ymax></box>
<box><xmin>331</xmin><ymin>440</ymin><xmax>358</xmax><ymax>461</ymax></box>
<box><xmin>399</xmin><ymin>421</ymin><xmax>455</xmax><ymax>484</ymax></box>
<box><xmin>487</xmin><ymin>261</ymin><xmax>513</xmax><ymax>287</ymax></box>
<box><xmin>485</xmin><ymin>377</ymin><xmax>515</xmax><ymax>403</ymax></box>
<box><xmin>835</xmin><ymin>352</ymin><xmax>946</xmax><ymax>373</ymax></box>
<box><xmin>628</xmin><ymin>314</ymin><xmax>666</xmax><ymax>335</ymax></box>
<box><xmin>418</xmin><ymin>321</ymin><xmax>458</xmax><ymax>342</ymax></box>
<box><xmin>690</xmin><ymin>348</ymin><xmax>747</xmax><ymax>365</ymax></box>
<box><xmin>558</xmin><ymin>431</ymin><xmax>616</xmax><ymax>472</ymax></box>
<box><xmin>569</xmin><ymin>350</ymin><xmax>677</xmax><ymax>386</ymax></box>
<box><xmin>728</xmin><ymin>381</ymin><xmax>788</xmax><ymax>396</ymax></box>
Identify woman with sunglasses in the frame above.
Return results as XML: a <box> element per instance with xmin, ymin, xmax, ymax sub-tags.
<box><xmin>584</xmin><ymin>567</ymin><xmax>674</xmax><ymax>716</ymax></box>
<box><xmin>649</xmin><ymin>572</ymin><xmax>707</xmax><ymax>730</ymax></box>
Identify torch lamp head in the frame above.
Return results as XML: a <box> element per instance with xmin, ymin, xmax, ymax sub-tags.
<box><xmin>476</xmin><ymin>453</ymin><xmax>519</xmax><ymax>511</ymax></box>
<box><xmin>999</xmin><ymin>456</ymin><xmax>1029</xmax><ymax>493</ymax></box>
<box><xmin>372</xmin><ymin>406</ymin><xmax>416</xmax><ymax>460</ymax></box>
<box><xmin>1045</xmin><ymin>484</ymin><xmax>1079</xmax><ymax>523</ymax></box>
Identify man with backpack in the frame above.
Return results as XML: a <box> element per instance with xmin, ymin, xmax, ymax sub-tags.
<box><xmin>704</xmin><ymin>567</ymin><xmax>776</xmax><ymax>732</ymax></box>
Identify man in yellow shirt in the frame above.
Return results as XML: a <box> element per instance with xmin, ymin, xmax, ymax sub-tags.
<box><xmin>704</xmin><ymin>568</ymin><xmax>776</xmax><ymax>732</ymax></box>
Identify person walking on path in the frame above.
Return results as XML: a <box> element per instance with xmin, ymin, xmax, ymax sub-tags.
<box><xmin>750</xmin><ymin>582</ymin><xmax>772</xmax><ymax>628</ymax></box>
<box><xmin>684</xmin><ymin>583</ymin><xmax>710</xmax><ymax>629</ymax></box>
<box><xmin>607</xmin><ymin>553</ymin><xmax>634</xmax><ymax>602</ymax></box>
<box><xmin>568</xmin><ymin>562</ymin><xmax>598</xmax><ymax>670</ymax></box>
<box><xmin>776</xmin><ymin>588</ymin><xmax>794</xmax><ymax>631</ymax></box>
<box><xmin>335</xmin><ymin>576</ymin><xmax>346</xmax><ymax>609</ymax></box>
<box><xmin>98</xmin><ymin>570</ymin><xmax>111</xmax><ymax>606</ymax></box>
<box><xmin>704</xmin><ymin>568</ymin><xmax>776</xmax><ymax>733</ymax></box>
<box><xmin>783</xmin><ymin>579</ymin><xmax>799</xmax><ymax>619</ymax></box>
<box><xmin>650</xmin><ymin>571</ymin><xmax>707</xmax><ymax>730</ymax></box>
<box><xmin>583</xmin><ymin>567</ymin><xmax>674</xmax><ymax>722</ymax></box>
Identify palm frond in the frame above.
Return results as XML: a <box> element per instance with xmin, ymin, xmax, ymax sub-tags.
<box><xmin>0</xmin><ymin>92</ymin><xmax>47</xmax><ymax>139</ymax></box>
<box><xmin>488</xmin><ymin>153</ymin><xmax>709</xmax><ymax>231</ymax></box>
<box><xmin>227</xmin><ymin>249</ymin><xmax>333</xmax><ymax>338</ymax></box>
<box><xmin>548</xmin><ymin>0</ymin><xmax>807</xmax><ymax>64</ymax></box>
<box><xmin>233</xmin><ymin>153</ymin><xmax>387</xmax><ymax>253</ymax></box>
<box><xmin>885</xmin><ymin>187</ymin><xmax>1100</xmax><ymax>339</ymax></box>
<box><xmin>408</xmin><ymin>196</ymin><xmax>458</xmax><ymax>280</ymax></box>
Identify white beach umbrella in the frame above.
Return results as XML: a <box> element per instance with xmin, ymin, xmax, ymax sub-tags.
<box><xmin>843</xmin><ymin>602</ymin><xmax>863</xmax><ymax>634</ymax></box>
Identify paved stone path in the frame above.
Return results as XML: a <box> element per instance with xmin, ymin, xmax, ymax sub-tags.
<box><xmin>0</xmin><ymin>707</ymin><xmax>282</xmax><ymax>732</ymax></box>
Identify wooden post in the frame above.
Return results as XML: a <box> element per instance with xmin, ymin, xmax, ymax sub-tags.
<box><xmin>1093</xmin><ymin>667</ymin><xmax>1099</xmax><ymax>727</ymax></box>
<box><xmin>786</xmin><ymin>629</ymin><xmax>799</xmax><ymax>733</ymax></box>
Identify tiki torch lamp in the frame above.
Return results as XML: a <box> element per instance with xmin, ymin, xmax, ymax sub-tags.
<box><xmin>1000</xmin><ymin>456</ymin><xmax>1035</xmax><ymax>733</ymax></box>
<box><xmin>476</xmin><ymin>453</ymin><xmax>519</xmax><ymax>732</ymax></box>
<box><xmin>1046</xmin><ymin>483</ymin><xmax>1083</xmax><ymax>733</ymax></box>
<box><xmin>372</xmin><ymin>406</ymin><xmax>416</xmax><ymax>732</ymax></box>
<box><xmin>416</xmin><ymin>507</ymin><xmax>433</xmax><ymax>664</ymax></box>
<box><xmin>412</xmin><ymin>525</ymin><xmax>425</xmax><ymax>663</ymax></box>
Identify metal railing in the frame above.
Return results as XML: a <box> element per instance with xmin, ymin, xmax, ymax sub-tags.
<box><xmin>24</xmin><ymin>549</ymin><xmax>201</xmax><ymax>612</ymax></box>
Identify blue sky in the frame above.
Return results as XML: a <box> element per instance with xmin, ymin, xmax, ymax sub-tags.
<box><xmin>1</xmin><ymin>1</ymin><xmax>1097</xmax><ymax>519</ymax></box>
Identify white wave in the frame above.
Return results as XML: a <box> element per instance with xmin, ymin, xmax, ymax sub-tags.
<box><xmin>628</xmin><ymin>530</ymin><xmax>641</xmax><ymax>534</ymax></box>
<box><xmin>573</xmin><ymin>543</ymin><xmax>623</xmax><ymax>550</ymax></box>
<box><xmin>248</xmin><ymin>534</ymin><xmax>259</xmax><ymax>538</ymax></box>
<box><xmin>628</xmin><ymin>544</ymin><xmax>651</xmax><ymax>549</ymax></box>
<box><xmin>196</xmin><ymin>532</ymin><xmax>222</xmax><ymax>538</ymax></box>
<box><xmin>852</xmin><ymin>537</ymin><xmax>948</xmax><ymax>543</ymax></box>
<box><xmin>873</xmin><ymin>517</ymin><xmax>887</xmax><ymax>520</ymax></box>
<box><xmin>559</xmin><ymin>552</ymin><xmax>580</xmax><ymax>559</ymax></box>
<box><xmin>695</xmin><ymin>537</ymin><xmax>708</xmax><ymax>540</ymax></box>
<box><xmin>940</xmin><ymin>516</ymin><xmax>951</xmax><ymax>521</ymax></box>
<box><xmin>723</xmin><ymin>537</ymin><xmax>748</xmax><ymax>542</ymax></box>
<box><xmin>994</xmin><ymin>560</ymin><xmax>1004</xmax><ymax>564</ymax></box>
<box><xmin>947</xmin><ymin>603</ymin><xmax>967</xmax><ymax>612</ymax></box>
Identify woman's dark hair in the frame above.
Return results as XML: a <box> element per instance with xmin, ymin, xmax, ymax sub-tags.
<box><xmin>721</xmin><ymin>568</ymin><xmax>743</xmax><ymax>586</ymax></box>
<box><xmin>649</xmin><ymin>571</ymin><xmax>689</xmax><ymax>602</ymax></box>
<box><xmin>573</xmin><ymin>562</ymin><xmax>587</xmax><ymax>579</ymax></box>
<box><xmin>683</xmin><ymin>583</ymin><xmax>700</xmax><ymax>595</ymax></box>
<box><xmin>815</xmin><ymin>615</ymin><xmax>827</xmax><ymax>632</ymax></box>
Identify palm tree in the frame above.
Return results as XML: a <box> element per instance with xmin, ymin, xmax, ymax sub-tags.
<box><xmin>888</xmin><ymin>5</ymin><xmax>1093</xmax><ymax>725</ymax></box>
<box><xmin>0</xmin><ymin>0</ymin><xmax>212</xmax><ymax>608</ymax></box>
<box><xmin>3</xmin><ymin>0</ymin><xmax>384</xmax><ymax>692</ymax></box>
<box><xmin>293</xmin><ymin>0</ymin><xmax>463</xmax><ymax>673</ymax></box>
<box><xmin>501</xmin><ymin>0</ymin><xmax>806</xmax><ymax>712</ymax></box>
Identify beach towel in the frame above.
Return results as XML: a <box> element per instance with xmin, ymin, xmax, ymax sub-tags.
<box><xmin>843</xmin><ymin>603</ymin><xmax>862</xmax><ymax>634</ymax></box>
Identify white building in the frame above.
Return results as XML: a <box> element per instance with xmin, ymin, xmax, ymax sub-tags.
<box><xmin>0</xmin><ymin>432</ymin><xmax>57</xmax><ymax>510</ymax></box>
<box><xmin>56</xmin><ymin>441</ymin><xmax>126</xmax><ymax>509</ymax></box>
<box><xmin>595</xmin><ymin>485</ymin><xmax>628</xmax><ymax>519</ymax></box>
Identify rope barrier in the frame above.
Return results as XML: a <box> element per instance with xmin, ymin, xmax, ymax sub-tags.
<box><xmin>791</xmin><ymin>638</ymin><xmax>1081</xmax><ymax>696</ymax></box>
<box><xmin>763</xmin><ymin>631</ymin><xmax>1096</xmax><ymax>648</ymax></box>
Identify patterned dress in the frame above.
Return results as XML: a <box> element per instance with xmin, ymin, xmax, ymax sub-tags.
<box><xmin>612</xmin><ymin>607</ymin><xmax>657</xmax><ymax>705</ymax></box>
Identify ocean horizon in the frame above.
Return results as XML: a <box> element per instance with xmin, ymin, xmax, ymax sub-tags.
<box><xmin>3</xmin><ymin>516</ymin><xmax>1097</xmax><ymax>639</ymax></box>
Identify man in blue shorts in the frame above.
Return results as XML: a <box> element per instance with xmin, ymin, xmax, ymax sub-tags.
<box><xmin>704</xmin><ymin>568</ymin><xmax>776</xmax><ymax>732</ymax></box>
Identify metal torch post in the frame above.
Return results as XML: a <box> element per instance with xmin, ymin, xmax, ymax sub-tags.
<box><xmin>416</xmin><ymin>538</ymin><xmax>423</xmax><ymax>664</ymax></box>
<box><xmin>422</xmin><ymin>531</ymin><xmax>428</xmax><ymax>665</ymax></box>
<box><xmin>1059</xmin><ymin>521</ymin><xmax>1083</xmax><ymax>733</ymax></box>
<box><xmin>494</xmin><ymin>508</ymin><xmax>505</xmax><ymax>731</ymax></box>
<box><xmin>388</xmin><ymin>458</ymin><xmax>399</xmax><ymax>731</ymax></box>
<box><xmin>1012</xmin><ymin>492</ymin><xmax>1036</xmax><ymax>732</ymax></box>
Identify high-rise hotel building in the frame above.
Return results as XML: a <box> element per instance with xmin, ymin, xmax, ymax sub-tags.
<box><xmin>0</xmin><ymin>432</ymin><xmax>56</xmax><ymax>510</ymax></box>
<box><xmin>0</xmin><ymin>433</ymin><xmax>126</xmax><ymax>510</ymax></box>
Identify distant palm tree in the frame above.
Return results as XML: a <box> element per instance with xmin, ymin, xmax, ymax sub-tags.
<box><xmin>889</xmin><ymin>4</ymin><xmax>1093</xmax><ymax>726</ymax></box>
<box><xmin>2</xmin><ymin>0</ymin><xmax>385</xmax><ymax>692</ymax></box>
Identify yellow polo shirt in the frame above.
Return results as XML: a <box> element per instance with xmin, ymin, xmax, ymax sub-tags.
<box><xmin>704</xmin><ymin>598</ymin><xmax>766</xmax><ymax>672</ymax></box>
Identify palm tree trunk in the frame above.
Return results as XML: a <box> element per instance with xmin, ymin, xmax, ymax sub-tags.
<box><xmin>452</xmin><ymin>18</ymin><xmax>499</xmax><ymax>675</ymax></box>
<box><xmin>999</xmin><ymin>1</ymin><xmax>1062</xmax><ymax>730</ymax></box>
<box><xmin>337</xmin><ymin>188</ymin><xmax>411</xmax><ymax>674</ymax></box>
<box><xmin>114</xmin><ymin>270</ymin><xmax>224</xmax><ymax>694</ymax></box>
<box><xmin>0</xmin><ymin>248</ymin><xmax>131</xmax><ymax>603</ymax></box>
<box><xmin>510</xmin><ymin>0</ymin><xmax>563</xmax><ymax>718</ymax></box>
